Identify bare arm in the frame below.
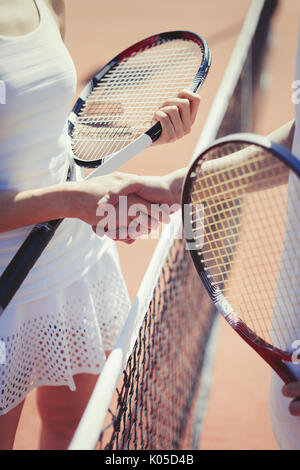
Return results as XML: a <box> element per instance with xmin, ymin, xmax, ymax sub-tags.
<box><xmin>0</xmin><ymin>3</ymin><xmax>200</xmax><ymax>235</ymax></box>
<box><xmin>149</xmin><ymin>121</ymin><xmax>296</xmax><ymax>206</ymax></box>
<box><xmin>282</xmin><ymin>382</ymin><xmax>300</xmax><ymax>416</ymax></box>
<box><xmin>0</xmin><ymin>183</ymin><xmax>75</xmax><ymax>233</ymax></box>
<box><xmin>187</xmin><ymin>120</ymin><xmax>296</xmax><ymax>203</ymax></box>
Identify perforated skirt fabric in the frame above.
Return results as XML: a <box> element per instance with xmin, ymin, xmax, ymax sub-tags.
<box><xmin>0</xmin><ymin>0</ymin><xmax>130</xmax><ymax>416</ymax></box>
<box><xmin>0</xmin><ymin>242</ymin><xmax>130</xmax><ymax>415</ymax></box>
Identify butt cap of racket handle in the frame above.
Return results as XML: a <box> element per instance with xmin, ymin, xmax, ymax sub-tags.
<box><xmin>146</xmin><ymin>122</ymin><xmax>162</xmax><ymax>143</ymax></box>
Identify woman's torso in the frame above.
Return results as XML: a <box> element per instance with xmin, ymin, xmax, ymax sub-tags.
<box><xmin>0</xmin><ymin>0</ymin><xmax>110</xmax><ymax>309</ymax></box>
<box><xmin>0</xmin><ymin>0</ymin><xmax>75</xmax><ymax>191</ymax></box>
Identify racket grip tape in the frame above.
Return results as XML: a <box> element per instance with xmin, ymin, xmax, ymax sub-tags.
<box><xmin>0</xmin><ymin>219</ymin><xmax>62</xmax><ymax>313</ymax></box>
<box><xmin>146</xmin><ymin>121</ymin><xmax>162</xmax><ymax>143</ymax></box>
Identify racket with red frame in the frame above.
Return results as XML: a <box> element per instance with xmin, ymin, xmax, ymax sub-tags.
<box><xmin>182</xmin><ymin>133</ymin><xmax>300</xmax><ymax>384</ymax></box>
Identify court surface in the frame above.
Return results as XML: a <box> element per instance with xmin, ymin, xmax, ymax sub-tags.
<box><xmin>14</xmin><ymin>0</ymin><xmax>300</xmax><ymax>450</ymax></box>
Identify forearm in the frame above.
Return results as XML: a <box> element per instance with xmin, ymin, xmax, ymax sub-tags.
<box><xmin>162</xmin><ymin>121</ymin><xmax>295</xmax><ymax>204</ymax></box>
<box><xmin>0</xmin><ymin>173</ymin><xmax>148</xmax><ymax>233</ymax></box>
<box><xmin>0</xmin><ymin>182</ymin><xmax>75</xmax><ymax>233</ymax></box>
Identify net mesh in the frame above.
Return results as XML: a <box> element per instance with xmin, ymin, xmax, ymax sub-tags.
<box><xmin>71</xmin><ymin>38</ymin><xmax>205</xmax><ymax>163</ymax></box>
<box><xmin>69</xmin><ymin>0</ymin><xmax>278</xmax><ymax>450</ymax></box>
<box><xmin>186</xmin><ymin>142</ymin><xmax>300</xmax><ymax>353</ymax></box>
<box><xmin>99</xmin><ymin>236</ymin><xmax>214</xmax><ymax>450</ymax></box>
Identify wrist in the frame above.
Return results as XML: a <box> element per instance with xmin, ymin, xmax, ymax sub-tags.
<box><xmin>165</xmin><ymin>167</ymin><xmax>187</xmax><ymax>205</ymax></box>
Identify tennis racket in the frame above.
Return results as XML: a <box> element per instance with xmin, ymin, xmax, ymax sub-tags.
<box><xmin>182</xmin><ymin>133</ymin><xmax>300</xmax><ymax>384</ymax></box>
<box><xmin>0</xmin><ymin>30</ymin><xmax>211</xmax><ymax>314</ymax></box>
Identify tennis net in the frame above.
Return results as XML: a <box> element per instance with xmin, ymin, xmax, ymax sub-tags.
<box><xmin>69</xmin><ymin>0</ymin><xmax>277</xmax><ymax>450</ymax></box>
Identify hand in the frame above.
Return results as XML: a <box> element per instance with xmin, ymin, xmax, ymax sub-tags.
<box><xmin>68</xmin><ymin>167</ymin><xmax>187</xmax><ymax>244</ymax></box>
<box><xmin>93</xmin><ymin>169</ymin><xmax>187</xmax><ymax>243</ymax></box>
<box><xmin>95</xmin><ymin>193</ymin><xmax>163</xmax><ymax>244</ymax></box>
<box><xmin>282</xmin><ymin>382</ymin><xmax>300</xmax><ymax>416</ymax></box>
<box><xmin>99</xmin><ymin>168</ymin><xmax>187</xmax><ymax>208</ymax></box>
<box><xmin>68</xmin><ymin>172</ymin><xmax>145</xmax><ymax>228</ymax></box>
<box><xmin>68</xmin><ymin>172</ymin><xmax>172</xmax><ymax>244</ymax></box>
<box><xmin>153</xmin><ymin>89</ymin><xmax>201</xmax><ymax>145</ymax></box>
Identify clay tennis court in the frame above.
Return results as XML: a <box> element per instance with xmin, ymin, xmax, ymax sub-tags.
<box><xmin>14</xmin><ymin>0</ymin><xmax>299</xmax><ymax>450</ymax></box>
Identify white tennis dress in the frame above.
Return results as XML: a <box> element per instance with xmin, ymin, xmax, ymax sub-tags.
<box><xmin>268</xmin><ymin>25</ymin><xmax>300</xmax><ymax>449</ymax></box>
<box><xmin>0</xmin><ymin>0</ymin><xmax>130</xmax><ymax>414</ymax></box>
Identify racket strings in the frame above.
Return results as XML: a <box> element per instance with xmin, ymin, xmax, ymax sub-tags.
<box><xmin>207</xmin><ymin>188</ymin><xmax>295</xmax><ymax>350</ymax></box>
<box><xmin>191</xmin><ymin>155</ymin><xmax>286</xmax><ymax>201</ymax></box>
<box><xmin>72</xmin><ymin>39</ymin><xmax>203</xmax><ymax>162</ymax></box>
<box><xmin>191</xmin><ymin>196</ymin><xmax>287</xmax><ymax>255</ymax></box>
<box><xmin>187</xmin><ymin>142</ymin><xmax>300</xmax><ymax>351</ymax></box>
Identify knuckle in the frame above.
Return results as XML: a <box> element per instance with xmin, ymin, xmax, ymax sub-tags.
<box><xmin>167</xmin><ymin>106</ymin><xmax>179</xmax><ymax>117</ymax></box>
<box><xmin>161</xmin><ymin>100</ymin><xmax>172</xmax><ymax>107</ymax></box>
<box><xmin>289</xmin><ymin>401</ymin><xmax>298</xmax><ymax>416</ymax></box>
<box><xmin>181</xmin><ymin>98</ymin><xmax>190</xmax><ymax>106</ymax></box>
<box><xmin>160</xmin><ymin>113</ymin><xmax>169</xmax><ymax>121</ymax></box>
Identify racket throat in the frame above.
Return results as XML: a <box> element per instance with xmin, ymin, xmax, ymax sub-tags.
<box><xmin>87</xmin><ymin>133</ymin><xmax>153</xmax><ymax>179</ymax></box>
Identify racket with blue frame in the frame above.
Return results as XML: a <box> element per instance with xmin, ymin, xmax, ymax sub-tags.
<box><xmin>0</xmin><ymin>30</ymin><xmax>211</xmax><ymax>313</ymax></box>
<box><xmin>182</xmin><ymin>133</ymin><xmax>300</xmax><ymax>384</ymax></box>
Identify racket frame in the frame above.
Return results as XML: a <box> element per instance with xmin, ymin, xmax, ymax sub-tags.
<box><xmin>68</xmin><ymin>30</ymin><xmax>211</xmax><ymax>168</ymax></box>
<box><xmin>0</xmin><ymin>30</ymin><xmax>211</xmax><ymax>314</ymax></box>
<box><xmin>182</xmin><ymin>133</ymin><xmax>300</xmax><ymax>384</ymax></box>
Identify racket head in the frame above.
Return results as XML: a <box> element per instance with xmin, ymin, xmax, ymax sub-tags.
<box><xmin>68</xmin><ymin>31</ymin><xmax>211</xmax><ymax>168</ymax></box>
<box><xmin>182</xmin><ymin>133</ymin><xmax>300</xmax><ymax>382</ymax></box>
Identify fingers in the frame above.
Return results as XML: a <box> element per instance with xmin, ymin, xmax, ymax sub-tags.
<box><xmin>282</xmin><ymin>382</ymin><xmax>300</xmax><ymax>398</ymax></box>
<box><xmin>100</xmin><ymin>215</ymin><xmax>158</xmax><ymax>243</ymax></box>
<box><xmin>154</xmin><ymin>109</ymin><xmax>177</xmax><ymax>142</ymax></box>
<box><xmin>97</xmin><ymin>194</ymin><xmax>161</xmax><ymax>226</ymax></box>
<box><xmin>154</xmin><ymin>90</ymin><xmax>201</xmax><ymax>144</ymax></box>
<box><xmin>178</xmin><ymin>89</ymin><xmax>201</xmax><ymax>125</ymax></box>
<box><xmin>282</xmin><ymin>382</ymin><xmax>300</xmax><ymax>416</ymax></box>
<box><xmin>92</xmin><ymin>225</ymin><xmax>137</xmax><ymax>244</ymax></box>
<box><xmin>94</xmin><ymin>194</ymin><xmax>165</xmax><ymax>241</ymax></box>
<box><xmin>158</xmin><ymin>99</ymin><xmax>191</xmax><ymax>136</ymax></box>
<box><xmin>97</xmin><ymin>175</ymin><xmax>140</xmax><ymax>206</ymax></box>
<box><xmin>289</xmin><ymin>399</ymin><xmax>300</xmax><ymax>417</ymax></box>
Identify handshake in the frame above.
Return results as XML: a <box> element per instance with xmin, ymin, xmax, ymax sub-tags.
<box><xmin>72</xmin><ymin>169</ymin><xmax>187</xmax><ymax>244</ymax></box>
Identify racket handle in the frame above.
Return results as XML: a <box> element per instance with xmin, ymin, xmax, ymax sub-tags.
<box><xmin>87</xmin><ymin>132</ymin><xmax>155</xmax><ymax>179</ymax></box>
<box><xmin>146</xmin><ymin>121</ymin><xmax>162</xmax><ymax>142</ymax></box>
<box><xmin>0</xmin><ymin>219</ymin><xmax>62</xmax><ymax>314</ymax></box>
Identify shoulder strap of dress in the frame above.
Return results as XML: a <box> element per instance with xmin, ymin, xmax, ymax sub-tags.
<box><xmin>34</xmin><ymin>0</ymin><xmax>63</xmax><ymax>39</ymax></box>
